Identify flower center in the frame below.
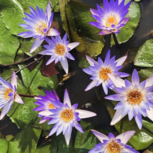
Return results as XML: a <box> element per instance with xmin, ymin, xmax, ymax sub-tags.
<box><xmin>36</xmin><ymin>22</ymin><xmax>47</xmax><ymax>34</ymax></box>
<box><xmin>99</xmin><ymin>67</ymin><xmax>112</xmax><ymax>81</ymax></box>
<box><xmin>106</xmin><ymin>15</ymin><xmax>118</xmax><ymax>28</ymax></box>
<box><xmin>55</xmin><ymin>44</ymin><xmax>66</xmax><ymax>56</ymax></box>
<box><xmin>127</xmin><ymin>90</ymin><xmax>143</xmax><ymax>105</ymax></box>
<box><xmin>60</xmin><ymin>109</ymin><xmax>74</xmax><ymax>123</ymax></box>
<box><xmin>3</xmin><ymin>88</ymin><xmax>13</xmax><ymax>100</ymax></box>
<box><xmin>48</xmin><ymin>103</ymin><xmax>56</xmax><ymax>109</ymax></box>
<box><xmin>107</xmin><ymin>140</ymin><xmax>121</xmax><ymax>153</ymax></box>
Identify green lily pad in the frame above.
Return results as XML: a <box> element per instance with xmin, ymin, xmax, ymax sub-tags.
<box><xmin>111</xmin><ymin>0</ymin><xmax>141</xmax><ymax>45</ymax></box>
<box><xmin>0</xmin><ymin>0</ymin><xmax>25</xmax><ymax>35</ymax></box>
<box><xmin>0</xmin><ymin>17</ymin><xmax>20</xmax><ymax>65</ymax></box>
<box><xmin>0</xmin><ymin>138</ymin><xmax>8</xmax><ymax>153</ymax></box>
<box><xmin>19</xmin><ymin>39</ymin><xmax>42</xmax><ymax>57</ymax></box>
<box><xmin>104</xmin><ymin>100</ymin><xmax>153</xmax><ymax>150</ymax></box>
<box><xmin>18</xmin><ymin>0</ymin><xmax>58</xmax><ymax>13</ymax></box>
<box><xmin>8</xmin><ymin>125</ymin><xmax>41</xmax><ymax>153</ymax></box>
<box><xmin>78</xmin><ymin>57</ymin><xmax>89</xmax><ymax>69</ymax></box>
<box><xmin>134</xmin><ymin>39</ymin><xmax>153</xmax><ymax>67</ymax></box>
<box><xmin>138</xmin><ymin>68</ymin><xmax>153</xmax><ymax>81</ymax></box>
<box><xmin>74</xmin><ymin>120</ymin><xmax>98</xmax><ymax>152</ymax></box>
<box><xmin>58</xmin><ymin>0</ymin><xmax>70</xmax><ymax>38</ymax></box>
<box><xmin>65</xmin><ymin>1</ymin><xmax>104</xmax><ymax>56</ymax></box>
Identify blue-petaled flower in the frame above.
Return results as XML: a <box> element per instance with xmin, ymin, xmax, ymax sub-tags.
<box><xmin>39</xmin><ymin>89</ymin><xmax>96</xmax><ymax>145</ymax></box>
<box><xmin>39</xmin><ymin>33</ymin><xmax>80</xmax><ymax>74</ymax></box>
<box><xmin>83</xmin><ymin>50</ymin><xmax>129</xmax><ymax>94</ymax></box>
<box><xmin>89</xmin><ymin>0</ymin><xmax>131</xmax><ymax>35</ymax></box>
<box><xmin>18</xmin><ymin>2</ymin><xmax>60</xmax><ymax>53</ymax></box>
<box><xmin>105</xmin><ymin>69</ymin><xmax>153</xmax><ymax>129</ymax></box>
<box><xmin>89</xmin><ymin>130</ymin><xmax>138</xmax><ymax>153</ymax></box>
<box><xmin>34</xmin><ymin>90</ymin><xmax>60</xmax><ymax>124</ymax></box>
<box><xmin>0</xmin><ymin>71</ymin><xmax>23</xmax><ymax>119</ymax></box>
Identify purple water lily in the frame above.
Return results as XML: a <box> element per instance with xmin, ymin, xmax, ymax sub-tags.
<box><xmin>18</xmin><ymin>2</ymin><xmax>60</xmax><ymax>53</ymax></box>
<box><xmin>0</xmin><ymin>71</ymin><xmax>23</xmax><ymax>119</ymax></box>
<box><xmin>39</xmin><ymin>33</ymin><xmax>80</xmax><ymax>74</ymax></box>
<box><xmin>89</xmin><ymin>130</ymin><xmax>138</xmax><ymax>153</ymax></box>
<box><xmin>39</xmin><ymin>89</ymin><xmax>96</xmax><ymax>145</ymax></box>
<box><xmin>83</xmin><ymin>50</ymin><xmax>129</xmax><ymax>94</ymax></box>
<box><xmin>34</xmin><ymin>90</ymin><xmax>61</xmax><ymax>124</ymax></box>
<box><xmin>105</xmin><ymin>69</ymin><xmax>153</xmax><ymax>129</ymax></box>
<box><xmin>89</xmin><ymin>0</ymin><xmax>131</xmax><ymax>35</ymax></box>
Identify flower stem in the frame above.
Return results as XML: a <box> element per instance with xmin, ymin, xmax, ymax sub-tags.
<box><xmin>19</xmin><ymin>94</ymin><xmax>37</xmax><ymax>98</ymax></box>
<box><xmin>0</xmin><ymin>53</ymin><xmax>39</xmax><ymax>67</ymax></box>
<box><xmin>112</xmin><ymin>33</ymin><xmax>119</xmax><ymax>47</ymax></box>
<box><xmin>6</xmin><ymin>55</ymin><xmax>44</xmax><ymax>81</ymax></box>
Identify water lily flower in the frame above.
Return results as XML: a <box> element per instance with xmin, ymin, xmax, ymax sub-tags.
<box><xmin>39</xmin><ymin>89</ymin><xmax>96</xmax><ymax>145</ymax></box>
<box><xmin>18</xmin><ymin>2</ymin><xmax>60</xmax><ymax>53</ymax></box>
<box><xmin>105</xmin><ymin>69</ymin><xmax>153</xmax><ymax>129</ymax></box>
<box><xmin>39</xmin><ymin>33</ymin><xmax>80</xmax><ymax>74</ymax></box>
<box><xmin>34</xmin><ymin>90</ymin><xmax>61</xmax><ymax>124</ymax></box>
<box><xmin>0</xmin><ymin>71</ymin><xmax>23</xmax><ymax>120</ymax></box>
<box><xmin>89</xmin><ymin>0</ymin><xmax>131</xmax><ymax>35</ymax></box>
<box><xmin>83</xmin><ymin>50</ymin><xmax>129</xmax><ymax>94</ymax></box>
<box><xmin>89</xmin><ymin>130</ymin><xmax>138</xmax><ymax>153</ymax></box>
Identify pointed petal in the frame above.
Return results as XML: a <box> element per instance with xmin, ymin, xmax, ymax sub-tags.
<box><xmin>30</xmin><ymin>37</ymin><xmax>44</xmax><ymax>53</ymax></box>
<box><xmin>0</xmin><ymin>101</ymin><xmax>13</xmax><ymax>120</ymax></box>
<box><xmin>67</xmin><ymin>42</ymin><xmax>80</xmax><ymax>50</ymax></box>
<box><xmin>86</xmin><ymin>55</ymin><xmax>98</xmax><ymax>66</ymax></box>
<box><xmin>91</xmin><ymin>130</ymin><xmax>109</xmax><ymax>143</ymax></box>
<box><xmin>135</xmin><ymin>114</ymin><xmax>142</xmax><ymax>129</ymax></box>
<box><xmin>74</xmin><ymin>121</ymin><xmax>84</xmax><ymax>133</ymax></box>
<box><xmin>108</xmin><ymin>74</ymin><xmax>125</xmax><ymax>88</ymax></box>
<box><xmin>46</xmin><ymin>1</ymin><xmax>51</xmax><ymax>21</ymax></box>
<box><xmin>64</xmin><ymin>125</ymin><xmax>72</xmax><ymax>145</ymax></box>
<box><xmin>99</xmin><ymin>30</ymin><xmax>112</xmax><ymax>35</ymax></box>
<box><xmin>63</xmin><ymin>89</ymin><xmax>71</xmax><ymax>107</ymax></box>
<box><xmin>76</xmin><ymin>109</ymin><xmax>96</xmax><ymax>119</ymax></box>
<box><xmin>116</xmin><ymin>131</ymin><xmax>135</xmax><ymax>144</ymax></box>
<box><xmin>146</xmin><ymin>107</ymin><xmax>153</xmax><ymax>121</ymax></box>
<box><xmin>60</xmin><ymin>58</ymin><xmax>68</xmax><ymax>74</ymax></box>
<box><xmin>11</xmin><ymin>71</ymin><xmax>17</xmax><ymax>87</ymax></box>
<box><xmin>115</xmin><ymin>55</ymin><xmax>127</xmax><ymax>66</ymax></box>
<box><xmin>47</xmin><ymin>28</ymin><xmax>60</xmax><ymax>36</ymax></box>
<box><xmin>145</xmin><ymin>75</ymin><xmax>153</xmax><ymax>87</ymax></box>
<box><xmin>111</xmin><ymin>109</ymin><xmax>127</xmax><ymax>125</ymax></box>
<box><xmin>14</xmin><ymin>94</ymin><xmax>24</xmax><ymax>104</ymax></box>
<box><xmin>85</xmin><ymin>80</ymin><xmax>98</xmax><ymax>91</ymax></box>
<box><xmin>132</xmin><ymin>69</ymin><xmax>139</xmax><ymax>85</ymax></box>
<box><xmin>121</xmin><ymin>17</ymin><xmax>130</xmax><ymax>25</ymax></box>
<box><xmin>38</xmin><ymin>110</ymin><xmax>53</xmax><ymax>116</ymax></box>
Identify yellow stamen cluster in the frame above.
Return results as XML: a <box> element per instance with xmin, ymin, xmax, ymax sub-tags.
<box><xmin>48</xmin><ymin>103</ymin><xmax>56</xmax><ymax>109</ymax></box>
<box><xmin>99</xmin><ymin>67</ymin><xmax>112</xmax><ymax>81</ymax></box>
<box><xmin>107</xmin><ymin>140</ymin><xmax>121</xmax><ymax>153</ymax></box>
<box><xmin>60</xmin><ymin>109</ymin><xmax>74</xmax><ymax>122</ymax></box>
<box><xmin>55</xmin><ymin>44</ymin><xmax>66</xmax><ymax>56</ymax></box>
<box><xmin>127</xmin><ymin>90</ymin><xmax>143</xmax><ymax>105</ymax></box>
<box><xmin>3</xmin><ymin>88</ymin><xmax>13</xmax><ymax>100</ymax></box>
<box><xmin>106</xmin><ymin>15</ymin><xmax>118</xmax><ymax>28</ymax></box>
<box><xmin>36</xmin><ymin>22</ymin><xmax>47</xmax><ymax>34</ymax></box>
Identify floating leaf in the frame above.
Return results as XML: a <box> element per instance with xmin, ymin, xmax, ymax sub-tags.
<box><xmin>17</xmin><ymin>0</ymin><xmax>58</xmax><ymax>13</ymax></box>
<box><xmin>0</xmin><ymin>138</ymin><xmax>8</xmax><ymax>153</ymax></box>
<box><xmin>0</xmin><ymin>0</ymin><xmax>25</xmax><ymax>35</ymax></box>
<box><xmin>66</xmin><ymin>1</ymin><xmax>104</xmax><ymax>56</ymax></box>
<box><xmin>134</xmin><ymin>39</ymin><xmax>153</xmax><ymax>67</ymax></box>
<box><xmin>19</xmin><ymin>39</ymin><xmax>42</xmax><ymax>57</ymax></box>
<box><xmin>74</xmin><ymin>120</ymin><xmax>97</xmax><ymax>152</ymax></box>
<box><xmin>78</xmin><ymin>57</ymin><xmax>89</xmax><ymax>69</ymax></box>
<box><xmin>0</xmin><ymin>17</ymin><xmax>20</xmax><ymax>65</ymax></box>
<box><xmin>105</xmin><ymin>100</ymin><xmax>153</xmax><ymax>150</ymax></box>
<box><xmin>58</xmin><ymin>0</ymin><xmax>70</xmax><ymax>38</ymax></box>
<box><xmin>111</xmin><ymin>0</ymin><xmax>141</xmax><ymax>45</ymax></box>
<box><xmin>8</xmin><ymin>125</ymin><xmax>41</xmax><ymax>153</ymax></box>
